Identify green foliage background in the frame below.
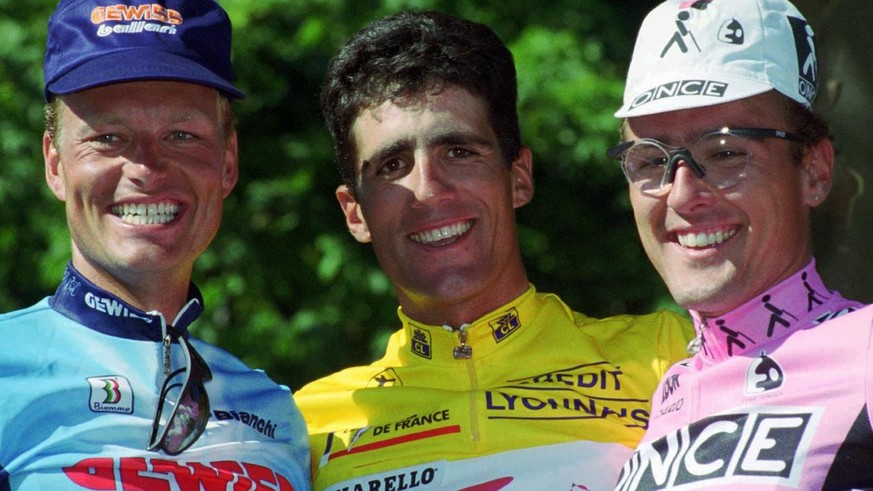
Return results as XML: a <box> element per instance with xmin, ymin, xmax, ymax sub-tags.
<box><xmin>2</xmin><ymin>0</ymin><xmax>866</xmax><ymax>391</ymax></box>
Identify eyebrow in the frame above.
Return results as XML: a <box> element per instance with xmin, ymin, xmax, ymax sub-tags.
<box><xmin>360</xmin><ymin>130</ymin><xmax>497</xmax><ymax>172</ymax></box>
<box><xmin>626</xmin><ymin>127</ymin><xmax>727</xmax><ymax>147</ymax></box>
<box><xmin>430</xmin><ymin>131</ymin><xmax>495</xmax><ymax>150</ymax></box>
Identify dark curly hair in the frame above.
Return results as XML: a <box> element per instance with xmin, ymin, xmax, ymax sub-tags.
<box><xmin>321</xmin><ymin>10</ymin><xmax>522</xmax><ymax>193</ymax></box>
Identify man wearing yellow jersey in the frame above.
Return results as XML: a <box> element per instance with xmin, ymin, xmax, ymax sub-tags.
<box><xmin>294</xmin><ymin>10</ymin><xmax>693</xmax><ymax>490</ymax></box>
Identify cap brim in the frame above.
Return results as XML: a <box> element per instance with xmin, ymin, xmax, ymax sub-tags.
<box><xmin>45</xmin><ymin>48</ymin><xmax>245</xmax><ymax>100</ymax></box>
<box><xmin>614</xmin><ymin>72</ymin><xmax>773</xmax><ymax>118</ymax></box>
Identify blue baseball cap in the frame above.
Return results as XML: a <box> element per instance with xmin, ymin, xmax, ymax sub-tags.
<box><xmin>44</xmin><ymin>0</ymin><xmax>245</xmax><ymax>101</ymax></box>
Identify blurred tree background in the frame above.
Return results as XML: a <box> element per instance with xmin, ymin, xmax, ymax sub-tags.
<box><xmin>0</xmin><ymin>0</ymin><xmax>868</xmax><ymax>391</ymax></box>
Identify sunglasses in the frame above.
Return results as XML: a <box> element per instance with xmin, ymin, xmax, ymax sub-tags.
<box><xmin>148</xmin><ymin>333</ymin><xmax>213</xmax><ymax>455</ymax></box>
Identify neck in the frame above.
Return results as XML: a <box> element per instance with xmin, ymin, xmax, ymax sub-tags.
<box><xmin>70</xmin><ymin>256</ymin><xmax>192</xmax><ymax>321</ymax></box>
<box><xmin>398</xmin><ymin>280</ymin><xmax>529</xmax><ymax>326</ymax></box>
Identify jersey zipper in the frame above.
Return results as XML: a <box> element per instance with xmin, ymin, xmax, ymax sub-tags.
<box><xmin>465</xmin><ymin>356</ymin><xmax>480</xmax><ymax>442</ymax></box>
<box><xmin>445</xmin><ymin>323</ymin><xmax>481</xmax><ymax>442</ymax></box>
<box><xmin>151</xmin><ymin>310</ymin><xmax>171</xmax><ymax>386</ymax></box>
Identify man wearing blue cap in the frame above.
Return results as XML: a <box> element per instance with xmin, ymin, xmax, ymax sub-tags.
<box><xmin>0</xmin><ymin>1</ymin><xmax>310</xmax><ymax>489</ymax></box>
<box><xmin>610</xmin><ymin>0</ymin><xmax>873</xmax><ymax>489</ymax></box>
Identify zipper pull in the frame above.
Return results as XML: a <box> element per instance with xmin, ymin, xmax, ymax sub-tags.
<box><xmin>453</xmin><ymin>324</ymin><xmax>472</xmax><ymax>360</ymax></box>
<box><xmin>162</xmin><ymin>332</ymin><xmax>173</xmax><ymax>375</ymax></box>
<box><xmin>686</xmin><ymin>319</ymin><xmax>708</xmax><ymax>355</ymax></box>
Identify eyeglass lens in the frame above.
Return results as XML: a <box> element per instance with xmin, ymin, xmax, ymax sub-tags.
<box><xmin>623</xmin><ymin>132</ymin><xmax>752</xmax><ymax>195</ymax></box>
<box><xmin>148</xmin><ymin>335</ymin><xmax>212</xmax><ymax>455</ymax></box>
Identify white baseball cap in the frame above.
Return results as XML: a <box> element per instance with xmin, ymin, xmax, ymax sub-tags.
<box><xmin>615</xmin><ymin>0</ymin><xmax>818</xmax><ymax>118</ymax></box>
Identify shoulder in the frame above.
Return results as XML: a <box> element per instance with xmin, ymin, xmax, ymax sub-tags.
<box><xmin>533</xmin><ymin>292</ymin><xmax>694</xmax><ymax>357</ymax></box>
<box><xmin>535</xmin><ymin>291</ymin><xmax>689</xmax><ymax>330</ymax></box>
<box><xmin>296</xmin><ymin>323</ymin><xmax>411</xmax><ymax>399</ymax></box>
<box><xmin>568</xmin><ymin>300</ymin><xmax>692</xmax><ymax>341</ymax></box>
<box><xmin>190</xmin><ymin>339</ymin><xmax>293</xmax><ymax>398</ymax></box>
<box><xmin>296</xmin><ymin>363</ymin><xmax>396</xmax><ymax>397</ymax></box>
<box><xmin>0</xmin><ymin>298</ymin><xmax>70</xmax><ymax>346</ymax></box>
<box><xmin>294</xmin><ymin>362</ymin><xmax>402</xmax><ymax>436</ymax></box>
<box><xmin>583</xmin><ymin>309</ymin><xmax>691</xmax><ymax>330</ymax></box>
<box><xmin>0</xmin><ymin>298</ymin><xmax>54</xmax><ymax>324</ymax></box>
<box><xmin>814</xmin><ymin>301</ymin><xmax>873</xmax><ymax>328</ymax></box>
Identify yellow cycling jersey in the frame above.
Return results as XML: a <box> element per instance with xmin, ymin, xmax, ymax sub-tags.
<box><xmin>295</xmin><ymin>286</ymin><xmax>693</xmax><ymax>491</ymax></box>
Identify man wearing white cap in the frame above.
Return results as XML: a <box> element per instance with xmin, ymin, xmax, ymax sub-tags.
<box><xmin>0</xmin><ymin>1</ymin><xmax>310</xmax><ymax>489</ymax></box>
<box><xmin>610</xmin><ymin>0</ymin><xmax>873</xmax><ymax>489</ymax></box>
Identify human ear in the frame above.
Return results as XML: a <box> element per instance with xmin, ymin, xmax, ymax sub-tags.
<box><xmin>801</xmin><ymin>138</ymin><xmax>835</xmax><ymax>207</ymax></box>
<box><xmin>336</xmin><ymin>184</ymin><xmax>371</xmax><ymax>243</ymax></box>
<box><xmin>220</xmin><ymin>131</ymin><xmax>240</xmax><ymax>198</ymax></box>
<box><xmin>510</xmin><ymin>147</ymin><xmax>534</xmax><ymax>208</ymax></box>
<box><xmin>44</xmin><ymin>131</ymin><xmax>66</xmax><ymax>201</ymax></box>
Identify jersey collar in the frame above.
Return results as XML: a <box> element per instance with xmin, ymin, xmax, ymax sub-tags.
<box><xmin>689</xmin><ymin>258</ymin><xmax>857</xmax><ymax>363</ymax></box>
<box><xmin>48</xmin><ymin>262</ymin><xmax>204</xmax><ymax>342</ymax></box>
<box><xmin>397</xmin><ymin>285</ymin><xmax>539</xmax><ymax>363</ymax></box>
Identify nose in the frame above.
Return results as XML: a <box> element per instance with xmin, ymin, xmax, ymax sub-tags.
<box><xmin>125</xmin><ymin>138</ymin><xmax>169</xmax><ymax>187</ymax></box>
<box><xmin>409</xmin><ymin>154</ymin><xmax>453</xmax><ymax>203</ymax></box>
<box><xmin>665</xmin><ymin>157</ymin><xmax>716</xmax><ymax>211</ymax></box>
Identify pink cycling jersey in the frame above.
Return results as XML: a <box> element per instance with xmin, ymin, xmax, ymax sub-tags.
<box><xmin>615</xmin><ymin>259</ymin><xmax>873</xmax><ymax>490</ymax></box>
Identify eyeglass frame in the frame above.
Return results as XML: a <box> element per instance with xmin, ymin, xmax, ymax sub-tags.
<box><xmin>148</xmin><ymin>331</ymin><xmax>213</xmax><ymax>456</ymax></box>
<box><xmin>607</xmin><ymin>127</ymin><xmax>807</xmax><ymax>196</ymax></box>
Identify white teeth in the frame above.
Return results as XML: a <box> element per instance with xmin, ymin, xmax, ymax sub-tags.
<box><xmin>677</xmin><ymin>228</ymin><xmax>736</xmax><ymax>248</ymax></box>
<box><xmin>410</xmin><ymin>221</ymin><xmax>472</xmax><ymax>244</ymax></box>
<box><xmin>111</xmin><ymin>202</ymin><xmax>180</xmax><ymax>225</ymax></box>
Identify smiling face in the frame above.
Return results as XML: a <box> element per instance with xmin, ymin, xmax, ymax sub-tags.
<box><xmin>44</xmin><ymin>81</ymin><xmax>238</xmax><ymax>312</ymax></box>
<box><xmin>624</xmin><ymin>92</ymin><xmax>834</xmax><ymax>317</ymax></box>
<box><xmin>337</xmin><ymin>85</ymin><xmax>533</xmax><ymax>325</ymax></box>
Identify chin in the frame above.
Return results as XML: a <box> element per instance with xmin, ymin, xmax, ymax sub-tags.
<box><xmin>668</xmin><ymin>277</ymin><xmax>736</xmax><ymax>313</ymax></box>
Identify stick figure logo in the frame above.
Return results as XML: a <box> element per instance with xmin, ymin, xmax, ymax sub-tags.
<box><xmin>660</xmin><ymin>1</ymin><xmax>714</xmax><ymax>58</ymax></box>
<box><xmin>787</xmin><ymin>16</ymin><xmax>818</xmax><ymax>103</ymax></box>
<box><xmin>660</xmin><ymin>10</ymin><xmax>700</xmax><ymax>58</ymax></box>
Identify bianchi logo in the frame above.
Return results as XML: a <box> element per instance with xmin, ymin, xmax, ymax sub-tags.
<box><xmin>615</xmin><ymin>406</ymin><xmax>823</xmax><ymax>490</ymax></box>
<box><xmin>87</xmin><ymin>376</ymin><xmax>134</xmax><ymax>414</ymax></box>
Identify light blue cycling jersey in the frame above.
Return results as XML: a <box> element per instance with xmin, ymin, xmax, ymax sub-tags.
<box><xmin>0</xmin><ymin>264</ymin><xmax>310</xmax><ymax>491</ymax></box>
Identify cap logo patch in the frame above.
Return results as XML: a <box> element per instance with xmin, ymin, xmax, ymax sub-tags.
<box><xmin>787</xmin><ymin>16</ymin><xmax>817</xmax><ymax>104</ymax></box>
<box><xmin>718</xmin><ymin>18</ymin><xmax>745</xmax><ymax>45</ymax></box>
<box><xmin>629</xmin><ymin>79</ymin><xmax>728</xmax><ymax>110</ymax></box>
<box><xmin>91</xmin><ymin>4</ymin><xmax>183</xmax><ymax>25</ymax></box>
<box><xmin>91</xmin><ymin>5</ymin><xmax>183</xmax><ymax>37</ymax></box>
